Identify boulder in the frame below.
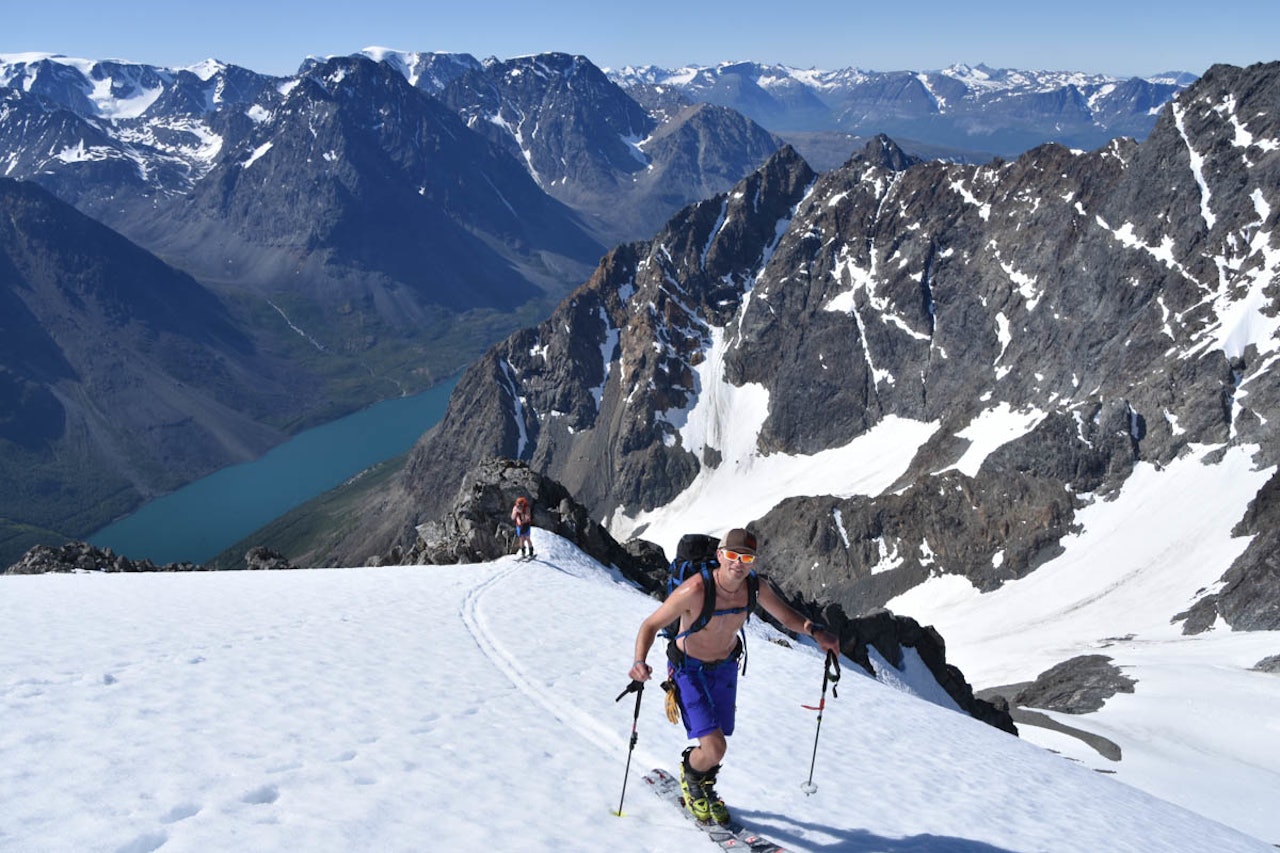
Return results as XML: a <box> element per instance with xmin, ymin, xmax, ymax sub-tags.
<box><xmin>244</xmin><ymin>546</ymin><xmax>298</xmax><ymax>571</ymax></box>
<box><xmin>1013</xmin><ymin>655</ymin><xmax>1136</xmax><ymax>714</ymax></box>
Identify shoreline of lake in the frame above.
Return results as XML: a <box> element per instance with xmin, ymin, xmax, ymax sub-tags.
<box><xmin>89</xmin><ymin>376</ymin><xmax>459</xmax><ymax>565</ymax></box>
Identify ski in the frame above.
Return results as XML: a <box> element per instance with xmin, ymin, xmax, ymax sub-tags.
<box><xmin>641</xmin><ymin>768</ymin><xmax>786</xmax><ymax>852</ymax></box>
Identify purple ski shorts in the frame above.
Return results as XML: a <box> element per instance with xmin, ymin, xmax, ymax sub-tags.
<box><xmin>670</xmin><ymin>657</ymin><xmax>739</xmax><ymax>739</ymax></box>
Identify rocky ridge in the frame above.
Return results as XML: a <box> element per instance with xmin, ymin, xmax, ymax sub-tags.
<box><xmin>331</xmin><ymin>63</ymin><xmax>1280</xmax><ymax>638</ymax></box>
<box><xmin>390</xmin><ymin>457</ymin><xmax>1014</xmax><ymax>733</ymax></box>
<box><xmin>3</xmin><ymin>541</ymin><xmax>206</xmax><ymax>574</ymax></box>
<box><xmin>3</xmin><ymin>542</ymin><xmax>298</xmax><ymax>574</ymax></box>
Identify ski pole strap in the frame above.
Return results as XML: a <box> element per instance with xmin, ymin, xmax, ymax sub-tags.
<box><xmin>825</xmin><ymin>650</ymin><xmax>840</xmax><ymax>698</ymax></box>
<box><xmin>616</xmin><ymin>679</ymin><xmax>644</xmax><ymax>703</ymax></box>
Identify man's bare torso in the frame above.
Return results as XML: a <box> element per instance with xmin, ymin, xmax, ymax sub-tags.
<box><xmin>676</xmin><ymin>572</ymin><xmax>749</xmax><ymax>662</ymax></box>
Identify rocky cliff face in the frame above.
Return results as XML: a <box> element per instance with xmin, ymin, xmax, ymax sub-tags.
<box><xmin>325</xmin><ymin>144</ymin><xmax>820</xmax><ymax>563</ymax></box>
<box><xmin>337</xmin><ymin>63</ymin><xmax>1280</xmax><ymax>637</ymax></box>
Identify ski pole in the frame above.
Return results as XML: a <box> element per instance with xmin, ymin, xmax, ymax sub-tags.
<box><xmin>800</xmin><ymin>649</ymin><xmax>841</xmax><ymax>795</ymax></box>
<box><xmin>613</xmin><ymin>679</ymin><xmax>645</xmax><ymax>816</ymax></box>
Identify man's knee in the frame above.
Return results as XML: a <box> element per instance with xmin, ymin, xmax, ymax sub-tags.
<box><xmin>698</xmin><ymin>733</ymin><xmax>727</xmax><ymax>766</ymax></box>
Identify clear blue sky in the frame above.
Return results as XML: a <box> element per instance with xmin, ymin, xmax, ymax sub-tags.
<box><xmin>5</xmin><ymin>0</ymin><xmax>1276</xmax><ymax>78</ymax></box>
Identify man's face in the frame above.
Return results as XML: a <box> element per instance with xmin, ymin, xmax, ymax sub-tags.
<box><xmin>719</xmin><ymin>548</ymin><xmax>755</xmax><ymax>580</ymax></box>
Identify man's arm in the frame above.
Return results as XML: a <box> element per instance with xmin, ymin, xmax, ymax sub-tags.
<box><xmin>629</xmin><ymin>576</ymin><xmax>702</xmax><ymax>680</ymax></box>
<box><xmin>757</xmin><ymin>578</ymin><xmax>840</xmax><ymax>654</ymax></box>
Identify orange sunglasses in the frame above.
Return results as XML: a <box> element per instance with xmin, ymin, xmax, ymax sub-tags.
<box><xmin>720</xmin><ymin>549</ymin><xmax>757</xmax><ymax>565</ymax></box>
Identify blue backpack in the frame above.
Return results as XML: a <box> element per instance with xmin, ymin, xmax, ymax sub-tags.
<box><xmin>661</xmin><ymin>533</ymin><xmax>759</xmax><ymax>642</ymax></box>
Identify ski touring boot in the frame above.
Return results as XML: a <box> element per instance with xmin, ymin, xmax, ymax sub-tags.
<box><xmin>679</xmin><ymin>748</ymin><xmax>713</xmax><ymax>822</ymax></box>
<box><xmin>700</xmin><ymin>762</ymin><xmax>731</xmax><ymax>825</ymax></box>
<box><xmin>678</xmin><ymin>747</ymin><xmax>729</xmax><ymax>824</ymax></box>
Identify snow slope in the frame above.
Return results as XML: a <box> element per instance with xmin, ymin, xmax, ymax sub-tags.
<box><xmin>1</xmin><ymin>530</ymin><xmax>1272</xmax><ymax>852</ymax></box>
<box><xmin>611</xmin><ymin>323</ymin><xmax>1280</xmax><ymax>845</ymax></box>
<box><xmin>890</xmin><ymin>443</ymin><xmax>1280</xmax><ymax>843</ymax></box>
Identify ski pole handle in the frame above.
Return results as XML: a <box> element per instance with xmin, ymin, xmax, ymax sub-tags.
<box><xmin>825</xmin><ymin>650</ymin><xmax>841</xmax><ymax>698</ymax></box>
<box><xmin>616</xmin><ymin>679</ymin><xmax>644</xmax><ymax>703</ymax></box>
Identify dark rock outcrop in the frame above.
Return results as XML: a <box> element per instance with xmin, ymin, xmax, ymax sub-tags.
<box><xmin>1175</xmin><ymin>467</ymin><xmax>1280</xmax><ymax>633</ymax></box>
<box><xmin>4</xmin><ymin>540</ymin><xmax>304</xmax><ymax>574</ymax></box>
<box><xmin>389</xmin><ymin>459</ymin><xmax>667</xmax><ymax>592</ymax></box>
<box><xmin>3</xmin><ymin>542</ymin><xmax>206</xmax><ymax>574</ymax></box>
<box><xmin>243</xmin><ymin>546</ymin><xmax>298</xmax><ymax>571</ymax></box>
<box><xmin>814</xmin><ymin>604</ymin><xmax>1018</xmax><ymax>734</ymax></box>
<box><xmin>1012</xmin><ymin>655</ymin><xmax>1137</xmax><ymax>714</ymax></box>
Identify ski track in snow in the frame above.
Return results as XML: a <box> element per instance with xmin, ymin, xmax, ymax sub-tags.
<box><xmin>1</xmin><ymin>530</ymin><xmax>1275</xmax><ymax>851</ymax></box>
<box><xmin>459</xmin><ymin>558</ymin><xmax>619</xmax><ymax>754</ymax></box>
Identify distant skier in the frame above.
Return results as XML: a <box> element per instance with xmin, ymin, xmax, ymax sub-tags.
<box><xmin>628</xmin><ymin>528</ymin><xmax>839</xmax><ymax>825</ymax></box>
<box><xmin>511</xmin><ymin>496</ymin><xmax>534</xmax><ymax>559</ymax></box>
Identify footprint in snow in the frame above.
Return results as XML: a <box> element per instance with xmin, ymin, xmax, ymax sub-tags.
<box><xmin>242</xmin><ymin>785</ymin><xmax>279</xmax><ymax>805</ymax></box>
<box><xmin>160</xmin><ymin>803</ymin><xmax>200</xmax><ymax>824</ymax></box>
<box><xmin>112</xmin><ymin>831</ymin><xmax>167</xmax><ymax>853</ymax></box>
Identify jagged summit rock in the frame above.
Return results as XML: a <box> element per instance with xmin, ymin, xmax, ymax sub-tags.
<box><xmin>243</xmin><ymin>546</ymin><xmax>298</xmax><ymax>571</ymax></box>
<box><xmin>389</xmin><ymin>458</ymin><xmax>665</xmax><ymax>585</ymax></box>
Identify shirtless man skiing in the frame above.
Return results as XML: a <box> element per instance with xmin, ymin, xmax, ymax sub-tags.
<box><xmin>628</xmin><ymin>528</ymin><xmax>839</xmax><ymax>824</ymax></box>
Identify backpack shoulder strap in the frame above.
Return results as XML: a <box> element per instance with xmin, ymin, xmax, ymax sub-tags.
<box><xmin>695</xmin><ymin>564</ymin><xmax>717</xmax><ymax>634</ymax></box>
<box><xmin>672</xmin><ymin>565</ymin><xmax>717</xmax><ymax>640</ymax></box>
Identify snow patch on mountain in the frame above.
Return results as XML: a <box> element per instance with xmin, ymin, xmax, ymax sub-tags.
<box><xmin>951</xmin><ymin>403</ymin><xmax>1048</xmax><ymax>477</ymax></box>
<box><xmin>617</xmin><ymin>325</ymin><xmax>936</xmax><ymax>554</ymax></box>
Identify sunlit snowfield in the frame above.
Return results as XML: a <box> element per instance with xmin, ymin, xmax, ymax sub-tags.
<box><xmin>1</xmin><ymin>530</ymin><xmax>1274</xmax><ymax>852</ymax></box>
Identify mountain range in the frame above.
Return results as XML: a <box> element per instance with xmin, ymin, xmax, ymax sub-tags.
<box><xmin>1</xmin><ymin>40</ymin><xmax>1276</xmax><ymax>840</ymax></box>
<box><xmin>332</xmin><ymin>61</ymin><xmax>1279</xmax><ymax>602</ymax></box>
<box><xmin>305</xmin><ymin>61</ymin><xmax>1280</xmax><ymax>838</ymax></box>
<box><xmin>0</xmin><ymin>49</ymin><xmax>790</xmax><ymax>558</ymax></box>
<box><xmin>0</xmin><ymin>48</ymin><xmax>1196</xmax><ymax>562</ymax></box>
<box><xmin>607</xmin><ymin>61</ymin><xmax>1195</xmax><ymax>164</ymax></box>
